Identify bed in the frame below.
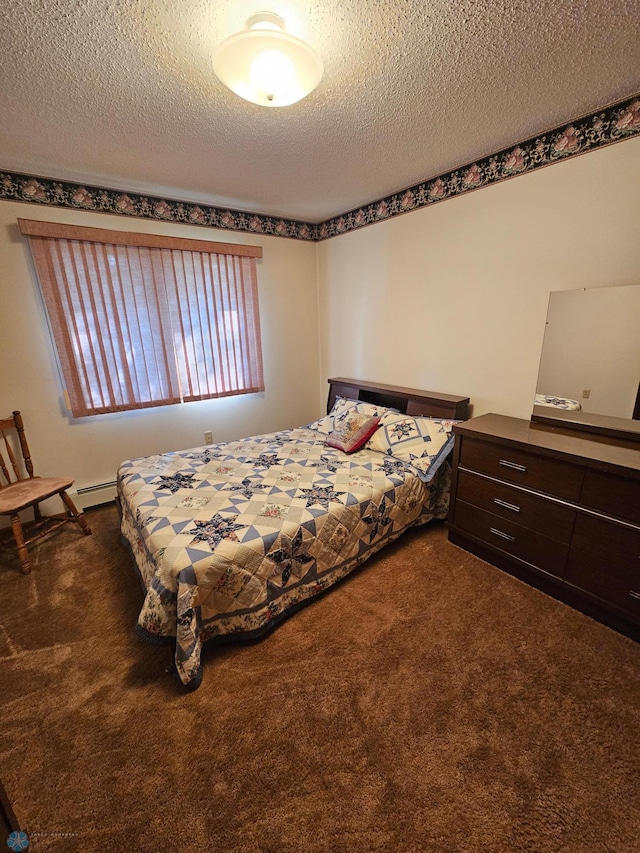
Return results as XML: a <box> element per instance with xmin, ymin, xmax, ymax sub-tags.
<box><xmin>118</xmin><ymin>378</ymin><xmax>470</xmax><ymax>689</ymax></box>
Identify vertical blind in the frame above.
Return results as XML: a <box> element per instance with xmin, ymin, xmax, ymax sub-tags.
<box><xmin>19</xmin><ymin>220</ymin><xmax>264</xmax><ymax>417</ymax></box>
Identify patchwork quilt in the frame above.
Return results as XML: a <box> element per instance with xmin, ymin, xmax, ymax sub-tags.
<box><xmin>118</xmin><ymin>426</ymin><xmax>451</xmax><ymax>688</ymax></box>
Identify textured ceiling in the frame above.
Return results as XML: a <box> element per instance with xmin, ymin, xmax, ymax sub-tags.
<box><xmin>1</xmin><ymin>0</ymin><xmax>639</xmax><ymax>223</ymax></box>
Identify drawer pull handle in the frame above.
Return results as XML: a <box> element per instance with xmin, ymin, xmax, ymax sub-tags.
<box><xmin>629</xmin><ymin>590</ymin><xmax>640</xmax><ymax>601</ymax></box>
<box><xmin>490</xmin><ymin>527</ymin><xmax>516</xmax><ymax>543</ymax></box>
<box><xmin>499</xmin><ymin>459</ymin><xmax>527</xmax><ymax>473</ymax></box>
<box><xmin>494</xmin><ymin>498</ymin><xmax>521</xmax><ymax>513</ymax></box>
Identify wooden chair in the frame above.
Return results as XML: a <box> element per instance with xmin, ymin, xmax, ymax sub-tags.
<box><xmin>0</xmin><ymin>411</ymin><xmax>91</xmax><ymax>574</ymax></box>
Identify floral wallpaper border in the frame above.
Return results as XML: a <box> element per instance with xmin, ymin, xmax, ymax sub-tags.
<box><xmin>0</xmin><ymin>171</ymin><xmax>319</xmax><ymax>241</ymax></box>
<box><xmin>0</xmin><ymin>94</ymin><xmax>638</xmax><ymax>243</ymax></box>
<box><xmin>319</xmin><ymin>94</ymin><xmax>640</xmax><ymax>239</ymax></box>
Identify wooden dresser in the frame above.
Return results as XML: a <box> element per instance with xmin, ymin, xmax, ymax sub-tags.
<box><xmin>448</xmin><ymin>413</ymin><xmax>640</xmax><ymax>640</ymax></box>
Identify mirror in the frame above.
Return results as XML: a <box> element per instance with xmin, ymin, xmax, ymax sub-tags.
<box><xmin>531</xmin><ymin>284</ymin><xmax>640</xmax><ymax>441</ymax></box>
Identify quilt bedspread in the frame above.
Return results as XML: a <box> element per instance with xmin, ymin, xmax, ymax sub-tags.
<box><xmin>534</xmin><ymin>393</ymin><xmax>582</xmax><ymax>411</ymax></box>
<box><xmin>118</xmin><ymin>427</ymin><xmax>450</xmax><ymax>688</ymax></box>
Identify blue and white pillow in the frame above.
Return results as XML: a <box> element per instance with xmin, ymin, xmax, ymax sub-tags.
<box><xmin>368</xmin><ymin>412</ymin><xmax>461</xmax><ymax>481</ymax></box>
<box><xmin>306</xmin><ymin>396</ymin><xmax>394</xmax><ymax>436</ymax></box>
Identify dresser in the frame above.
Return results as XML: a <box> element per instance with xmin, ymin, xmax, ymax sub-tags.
<box><xmin>448</xmin><ymin>413</ymin><xmax>640</xmax><ymax>640</ymax></box>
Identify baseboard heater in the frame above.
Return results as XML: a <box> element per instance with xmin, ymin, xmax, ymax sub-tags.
<box><xmin>71</xmin><ymin>480</ymin><xmax>118</xmax><ymax>509</ymax></box>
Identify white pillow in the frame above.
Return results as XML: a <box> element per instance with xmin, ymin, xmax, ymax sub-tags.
<box><xmin>368</xmin><ymin>412</ymin><xmax>461</xmax><ymax>481</ymax></box>
<box><xmin>306</xmin><ymin>396</ymin><xmax>393</xmax><ymax>435</ymax></box>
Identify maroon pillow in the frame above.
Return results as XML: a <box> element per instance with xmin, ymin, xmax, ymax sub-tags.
<box><xmin>324</xmin><ymin>413</ymin><xmax>381</xmax><ymax>454</ymax></box>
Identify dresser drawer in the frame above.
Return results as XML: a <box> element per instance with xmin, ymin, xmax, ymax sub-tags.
<box><xmin>572</xmin><ymin>514</ymin><xmax>640</xmax><ymax>568</ymax></box>
<box><xmin>456</xmin><ymin>470</ymin><xmax>576</xmax><ymax>542</ymax></box>
<box><xmin>581</xmin><ymin>469</ymin><xmax>640</xmax><ymax>526</ymax></box>
<box><xmin>459</xmin><ymin>437</ymin><xmax>584</xmax><ymax>500</ymax></box>
<box><xmin>454</xmin><ymin>501</ymin><xmax>569</xmax><ymax>577</ymax></box>
<box><xmin>566</xmin><ymin>550</ymin><xmax>640</xmax><ymax>618</ymax></box>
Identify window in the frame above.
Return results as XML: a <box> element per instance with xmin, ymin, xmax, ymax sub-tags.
<box><xmin>19</xmin><ymin>219</ymin><xmax>264</xmax><ymax>417</ymax></box>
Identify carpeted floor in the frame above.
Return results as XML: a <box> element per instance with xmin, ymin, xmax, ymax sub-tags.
<box><xmin>0</xmin><ymin>504</ymin><xmax>639</xmax><ymax>853</ymax></box>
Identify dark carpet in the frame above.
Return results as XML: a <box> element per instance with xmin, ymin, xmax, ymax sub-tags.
<box><xmin>0</xmin><ymin>504</ymin><xmax>638</xmax><ymax>852</ymax></box>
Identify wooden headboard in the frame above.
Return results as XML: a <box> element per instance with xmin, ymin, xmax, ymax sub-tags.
<box><xmin>327</xmin><ymin>377</ymin><xmax>469</xmax><ymax>420</ymax></box>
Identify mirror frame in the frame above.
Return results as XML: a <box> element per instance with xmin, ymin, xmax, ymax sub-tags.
<box><xmin>531</xmin><ymin>405</ymin><xmax>640</xmax><ymax>443</ymax></box>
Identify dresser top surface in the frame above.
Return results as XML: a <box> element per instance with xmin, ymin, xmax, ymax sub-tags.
<box><xmin>455</xmin><ymin>413</ymin><xmax>640</xmax><ymax>476</ymax></box>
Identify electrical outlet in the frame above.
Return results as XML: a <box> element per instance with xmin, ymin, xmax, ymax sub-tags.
<box><xmin>204</xmin><ymin>430</ymin><xmax>213</xmax><ymax>445</ymax></box>
<box><xmin>582</xmin><ymin>389</ymin><xmax>590</xmax><ymax>399</ymax></box>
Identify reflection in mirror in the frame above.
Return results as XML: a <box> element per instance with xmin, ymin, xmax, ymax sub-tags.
<box><xmin>534</xmin><ymin>284</ymin><xmax>640</xmax><ymax>422</ymax></box>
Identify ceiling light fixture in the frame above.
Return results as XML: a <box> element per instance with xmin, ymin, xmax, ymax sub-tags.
<box><xmin>213</xmin><ymin>12</ymin><xmax>323</xmax><ymax>108</ymax></box>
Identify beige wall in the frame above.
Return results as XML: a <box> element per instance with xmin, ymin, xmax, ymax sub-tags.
<box><xmin>0</xmin><ymin>204</ymin><xmax>320</xmax><ymax>499</ymax></box>
<box><xmin>317</xmin><ymin>136</ymin><xmax>640</xmax><ymax>420</ymax></box>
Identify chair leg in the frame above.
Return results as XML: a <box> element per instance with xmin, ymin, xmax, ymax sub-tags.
<box><xmin>59</xmin><ymin>491</ymin><xmax>92</xmax><ymax>536</ymax></box>
<box><xmin>10</xmin><ymin>513</ymin><xmax>31</xmax><ymax>574</ymax></box>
